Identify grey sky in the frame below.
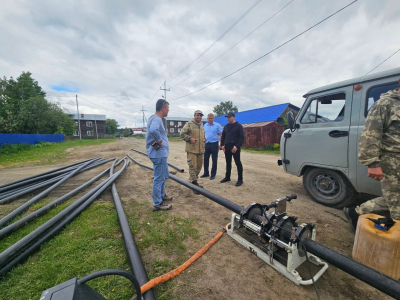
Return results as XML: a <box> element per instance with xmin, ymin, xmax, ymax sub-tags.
<box><xmin>1</xmin><ymin>0</ymin><xmax>399</xmax><ymax>128</ymax></box>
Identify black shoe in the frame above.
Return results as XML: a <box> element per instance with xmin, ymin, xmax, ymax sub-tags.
<box><xmin>200</xmin><ymin>174</ymin><xmax>209</xmax><ymax>178</ymax></box>
<box><xmin>210</xmin><ymin>175</ymin><xmax>215</xmax><ymax>180</ymax></box>
<box><xmin>235</xmin><ymin>180</ymin><xmax>243</xmax><ymax>187</ymax></box>
<box><xmin>220</xmin><ymin>178</ymin><xmax>231</xmax><ymax>183</ymax></box>
<box><xmin>343</xmin><ymin>207</ymin><xmax>359</xmax><ymax>232</ymax></box>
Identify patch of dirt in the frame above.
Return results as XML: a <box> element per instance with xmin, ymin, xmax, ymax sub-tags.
<box><xmin>0</xmin><ymin>138</ymin><xmax>392</xmax><ymax>300</ymax></box>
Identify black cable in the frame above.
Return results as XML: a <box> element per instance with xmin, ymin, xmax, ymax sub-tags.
<box><xmin>170</xmin><ymin>0</ymin><xmax>295</xmax><ymax>89</ymax></box>
<box><xmin>143</xmin><ymin>85</ymin><xmax>163</xmax><ymax>109</ymax></box>
<box><xmin>165</xmin><ymin>0</ymin><xmax>261</xmax><ymax>83</ymax></box>
<box><xmin>169</xmin><ymin>0</ymin><xmax>358</xmax><ymax>102</ymax></box>
<box><xmin>361</xmin><ymin>47</ymin><xmax>400</xmax><ymax>80</ymax></box>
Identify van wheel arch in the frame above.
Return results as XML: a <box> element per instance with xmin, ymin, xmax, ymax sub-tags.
<box><xmin>302</xmin><ymin>167</ymin><xmax>358</xmax><ymax>208</ymax></box>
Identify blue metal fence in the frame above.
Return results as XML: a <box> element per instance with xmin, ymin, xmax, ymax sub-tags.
<box><xmin>0</xmin><ymin>134</ymin><xmax>65</xmax><ymax>147</ymax></box>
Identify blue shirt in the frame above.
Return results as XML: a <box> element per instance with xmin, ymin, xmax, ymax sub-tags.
<box><xmin>146</xmin><ymin>114</ymin><xmax>169</xmax><ymax>158</ymax></box>
<box><xmin>203</xmin><ymin>122</ymin><xmax>223</xmax><ymax>143</ymax></box>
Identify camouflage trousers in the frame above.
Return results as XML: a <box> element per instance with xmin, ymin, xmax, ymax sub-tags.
<box><xmin>356</xmin><ymin>155</ymin><xmax>400</xmax><ymax>220</ymax></box>
<box><xmin>187</xmin><ymin>152</ymin><xmax>203</xmax><ymax>182</ymax></box>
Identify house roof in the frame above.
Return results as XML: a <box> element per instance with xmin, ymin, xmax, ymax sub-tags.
<box><xmin>242</xmin><ymin>121</ymin><xmax>277</xmax><ymax>128</ymax></box>
<box><xmin>304</xmin><ymin>67</ymin><xmax>400</xmax><ymax>97</ymax></box>
<box><xmin>214</xmin><ymin>103</ymin><xmax>295</xmax><ymax>126</ymax></box>
<box><xmin>69</xmin><ymin>114</ymin><xmax>106</xmax><ymax>121</ymax></box>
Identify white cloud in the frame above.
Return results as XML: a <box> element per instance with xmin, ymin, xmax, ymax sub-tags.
<box><xmin>1</xmin><ymin>0</ymin><xmax>399</xmax><ymax>128</ymax></box>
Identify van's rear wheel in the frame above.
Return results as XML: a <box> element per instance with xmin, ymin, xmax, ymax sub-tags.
<box><xmin>303</xmin><ymin>168</ymin><xmax>357</xmax><ymax>208</ymax></box>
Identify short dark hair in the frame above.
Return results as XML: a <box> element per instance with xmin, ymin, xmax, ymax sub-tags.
<box><xmin>156</xmin><ymin>99</ymin><xmax>169</xmax><ymax>112</ymax></box>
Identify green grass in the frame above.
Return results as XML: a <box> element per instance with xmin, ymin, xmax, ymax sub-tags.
<box><xmin>0</xmin><ymin>139</ymin><xmax>115</xmax><ymax>167</ymax></box>
<box><xmin>168</xmin><ymin>136</ymin><xmax>183</xmax><ymax>142</ymax></box>
<box><xmin>0</xmin><ymin>197</ymin><xmax>199</xmax><ymax>300</ymax></box>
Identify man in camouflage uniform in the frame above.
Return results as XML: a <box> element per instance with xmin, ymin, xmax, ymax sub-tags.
<box><xmin>180</xmin><ymin>110</ymin><xmax>206</xmax><ymax>194</ymax></box>
<box><xmin>344</xmin><ymin>83</ymin><xmax>400</xmax><ymax>230</ymax></box>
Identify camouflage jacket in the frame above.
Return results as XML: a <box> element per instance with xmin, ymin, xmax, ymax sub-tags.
<box><xmin>359</xmin><ymin>89</ymin><xmax>400</xmax><ymax>167</ymax></box>
<box><xmin>180</xmin><ymin>118</ymin><xmax>205</xmax><ymax>154</ymax></box>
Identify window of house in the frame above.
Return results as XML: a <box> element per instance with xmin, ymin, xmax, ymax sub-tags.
<box><xmin>170</xmin><ymin>121</ymin><xmax>174</xmax><ymax>125</ymax></box>
<box><xmin>301</xmin><ymin>93</ymin><xmax>346</xmax><ymax>124</ymax></box>
<box><xmin>86</xmin><ymin>121</ymin><xmax>93</xmax><ymax>127</ymax></box>
<box><xmin>75</xmin><ymin>121</ymin><xmax>78</xmax><ymax>126</ymax></box>
<box><xmin>73</xmin><ymin>131</ymin><xmax>79</xmax><ymax>136</ymax></box>
<box><xmin>170</xmin><ymin>128</ymin><xmax>174</xmax><ymax>133</ymax></box>
<box><xmin>366</xmin><ymin>82</ymin><xmax>399</xmax><ymax>115</ymax></box>
<box><xmin>178</xmin><ymin>122</ymin><xmax>182</xmax><ymax>126</ymax></box>
<box><xmin>87</xmin><ymin>130</ymin><xmax>93</xmax><ymax>136</ymax></box>
<box><xmin>178</xmin><ymin>128</ymin><xmax>181</xmax><ymax>133</ymax></box>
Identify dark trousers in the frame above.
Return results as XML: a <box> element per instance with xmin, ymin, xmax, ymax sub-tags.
<box><xmin>224</xmin><ymin>145</ymin><xmax>243</xmax><ymax>181</ymax></box>
<box><xmin>203</xmin><ymin>142</ymin><xmax>219</xmax><ymax>177</ymax></box>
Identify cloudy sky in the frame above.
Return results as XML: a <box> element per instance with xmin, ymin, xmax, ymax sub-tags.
<box><xmin>1</xmin><ymin>0</ymin><xmax>399</xmax><ymax>128</ymax></box>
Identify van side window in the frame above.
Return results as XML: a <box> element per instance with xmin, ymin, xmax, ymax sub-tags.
<box><xmin>366</xmin><ymin>82</ymin><xmax>399</xmax><ymax>115</ymax></box>
<box><xmin>301</xmin><ymin>93</ymin><xmax>346</xmax><ymax>124</ymax></box>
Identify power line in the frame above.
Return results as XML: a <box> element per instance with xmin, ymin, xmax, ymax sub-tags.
<box><xmin>361</xmin><ymin>47</ymin><xmax>400</xmax><ymax>79</ymax></box>
<box><xmin>165</xmin><ymin>0</ymin><xmax>262</xmax><ymax>83</ymax></box>
<box><xmin>143</xmin><ymin>85</ymin><xmax>163</xmax><ymax>109</ymax></box>
<box><xmin>169</xmin><ymin>0</ymin><xmax>358</xmax><ymax>102</ymax></box>
<box><xmin>170</xmin><ymin>0</ymin><xmax>295</xmax><ymax>89</ymax></box>
<box><xmin>77</xmin><ymin>96</ymin><xmax>137</xmax><ymax>119</ymax></box>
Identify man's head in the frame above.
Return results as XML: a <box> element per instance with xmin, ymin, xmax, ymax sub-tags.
<box><xmin>194</xmin><ymin>110</ymin><xmax>203</xmax><ymax>122</ymax></box>
<box><xmin>225</xmin><ymin>112</ymin><xmax>235</xmax><ymax>124</ymax></box>
<box><xmin>207</xmin><ymin>113</ymin><xmax>215</xmax><ymax>125</ymax></box>
<box><xmin>156</xmin><ymin>99</ymin><xmax>169</xmax><ymax>117</ymax></box>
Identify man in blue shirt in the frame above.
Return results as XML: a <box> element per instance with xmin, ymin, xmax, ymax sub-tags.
<box><xmin>146</xmin><ymin>99</ymin><xmax>172</xmax><ymax>211</ymax></box>
<box><xmin>200</xmin><ymin>113</ymin><xmax>223</xmax><ymax>180</ymax></box>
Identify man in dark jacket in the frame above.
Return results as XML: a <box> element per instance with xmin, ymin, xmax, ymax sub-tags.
<box><xmin>220</xmin><ymin>112</ymin><xmax>244</xmax><ymax>186</ymax></box>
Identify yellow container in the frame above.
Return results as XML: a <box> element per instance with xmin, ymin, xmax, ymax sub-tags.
<box><xmin>352</xmin><ymin>213</ymin><xmax>400</xmax><ymax>279</ymax></box>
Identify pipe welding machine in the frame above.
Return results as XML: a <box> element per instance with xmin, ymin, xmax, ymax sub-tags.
<box><xmin>226</xmin><ymin>193</ymin><xmax>328</xmax><ymax>285</ymax></box>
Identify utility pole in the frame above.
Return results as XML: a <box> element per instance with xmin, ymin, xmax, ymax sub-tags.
<box><xmin>160</xmin><ymin>81</ymin><xmax>170</xmax><ymax>100</ymax></box>
<box><xmin>76</xmin><ymin>95</ymin><xmax>82</xmax><ymax>140</ymax></box>
<box><xmin>140</xmin><ymin>106</ymin><xmax>146</xmax><ymax>129</ymax></box>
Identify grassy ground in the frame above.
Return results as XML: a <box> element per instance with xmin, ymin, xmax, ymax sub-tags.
<box><xmin>0</xmin><ymin>139</ymin><xmax>115</xmax><ymax>168</ymax></box>
<box><xmin>0</xmin><ymin>196</ymin><xmax>198</xmax><ymax>300</ymax></box>
<box><xmin>242</xmin><ymin>147</ymin><xmax>280</xmax><ymax>154</ymax></box>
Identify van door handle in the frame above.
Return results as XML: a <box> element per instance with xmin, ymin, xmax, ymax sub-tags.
<box><xmin>329</xmin><ymin>130</ymin><xmax>348</xmax><ymax>138</ymax></box>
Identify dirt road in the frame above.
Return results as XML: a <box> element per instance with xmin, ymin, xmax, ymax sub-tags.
<box><xmin>0</xmin><ymin>138</ymin><xmax>391</xmax><ymax>300</ymax></box>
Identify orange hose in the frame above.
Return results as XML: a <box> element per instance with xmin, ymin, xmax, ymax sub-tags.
<box><xmin>141</xmin><ymin>229</ymin><xmax>225</xmax><ymax>294</ymax></box>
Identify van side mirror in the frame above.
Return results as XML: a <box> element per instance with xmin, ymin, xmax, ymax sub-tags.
<box><xmin>287</xmin><ymin>111</ymin><xmax>296</xmax><ymax>131</ymax></box>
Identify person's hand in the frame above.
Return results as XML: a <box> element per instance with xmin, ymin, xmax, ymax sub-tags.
<box><xmin>158</xmin><ymin>140</ymin><xmax>163</xmax><ymax>147</ymax></box>
<box><xmin>189</xmin><ymin>137</ymin><xmax>197</xmax><ymax>144</ymax></box>
<box><xmin>368</xmin><ymin>167</ymin><xmax>384</xmax><ymax>181</ymax></box>
<box><xmin>203</xmin><ymin>139</ymin><xmax>206</xmax><ymax>142</ymax></box>
<box><xmin>221</xmin><ymin>145</ymin><xmax>225</xmax><ymax>152</ymax></box>
<box><xmin>231</xmin><ymin>146</ymin><xmax>237</xmax><ymax>153</ymax></box>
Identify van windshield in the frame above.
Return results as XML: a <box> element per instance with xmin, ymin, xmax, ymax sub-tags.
<box><xmin>301</xmin><ymin>93</ymin><xmax>346</xmax><ymax>124</ymax></box>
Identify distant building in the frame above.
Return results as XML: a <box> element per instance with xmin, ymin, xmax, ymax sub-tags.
<box><xmin>164</xmin><ymin>117</ymin><xmax>192</xmax><ymax>135</ymax></box>
<box><xmin>69</xmin><ymin>113</ymin><xmax>106</xmax><ymax>139</ymax></box>
<box><xmin>214</xmin><ymin>103</ymin><xmax>300</xmax><ymax>148</ymax></box>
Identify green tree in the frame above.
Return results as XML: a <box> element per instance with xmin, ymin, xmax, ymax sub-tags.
<box><xmin>0</xmin><ymin>72</ymin><xmax>74</xmax><ymax>135</ymax></box>
<box><xmin>122</xmin><ymin>128</ymin><xmax>132</xmax><ymax>137</ymax></box>
<box><xmin>213</xmin><ymin>101</ymin><xmax>239</xmax><ymax>116</ymax></box>
<box><xmin>105</xmin><ymin>119</ymin><xmax>119</xmax><ymax>134</ymax></box>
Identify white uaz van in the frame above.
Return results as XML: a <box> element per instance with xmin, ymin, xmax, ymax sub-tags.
<box><xmin>278</xmin><ymin>67</ymin><xmax>400</xmax><ymax>208</ymax></box>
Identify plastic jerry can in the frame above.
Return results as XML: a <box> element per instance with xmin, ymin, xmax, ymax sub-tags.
<box><xmin>352</xmin><ymin>213</ymin><xmax>400</xmax><ymax>279</ymax></box>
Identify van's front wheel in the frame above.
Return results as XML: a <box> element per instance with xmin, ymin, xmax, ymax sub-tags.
<box><xmin>303</xmin><ymin>168</ymin><xmax>357</xmax><ymax>208</ymax></box>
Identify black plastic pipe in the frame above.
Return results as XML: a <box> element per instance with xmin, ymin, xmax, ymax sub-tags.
<box><xmin>0</xmin><ymin>158</ymin><xmax>114</xmax><ymax>204</ymax></box>
<box><xmin>0</xmin><ymin>163</ymin><xmax>117</xmax><ymax>239</ymax></box>
<box><xmin>110</xmin><ymin>161</ymin><xmax>156</xmax><ymax>300</ymax></box>
<box><xmin>0</xmin><ymin>158</ymin><xmax>98</xmax><ymax>228</ymax></box>
<box><xmin>0</xmin><ymin>158</ymin><xmax>95</xmax><ymax>191</ymax></box>
<box><xmin>0</xmin><ymin>159</ymin><xmax>128</xmax><ymax>277</ymax></box>
<box><xmin>131</xmin><ymin>148</ymin><xmax>184</xmax><ymax>173</ymax></box>
<box><xmin>0</xmin><ymin>158</ymin><xmax>100</xmax><ymax>193</ymax></box>
<box><xmin>128</xmin><ymin>154</ymin><xmax>400</xmax><ymax>300</ymax></box>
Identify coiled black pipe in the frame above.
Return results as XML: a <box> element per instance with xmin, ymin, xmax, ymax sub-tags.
<box><xmin>0</xmin><ymin>158</ymin><xmax>95</xmax><ymax>191</ymax></box>
<box><xmin>0</xmin><ymin>158</ymin><xmax>114</xmax><ymax>204</ymax></box>
<box><xmin>127</xmin><ymin>154</ymin><xmax>400</xmax><ymax>300</ymax></box>
<box><xmin>110</xmin><ymin>160</ymin><xmax>156</xmax><ymax>300</ymax></box>
<box><xmin>0</xmin><ymin>159</ymin><xmax>128</xmax><ymax>277</ymax></box>
<box><xmin>0</xmin><ymin>161</ymin><xmax>121</xmax><ymax>240</ymax></box>
<box><xmin>131</xmin><ymin>148</ymin><xmax>184</xmax><ymax>173</ymax></box>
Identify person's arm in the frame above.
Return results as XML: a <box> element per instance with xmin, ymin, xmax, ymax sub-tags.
<box><xmin>358</xmin><ymin>102</ymin><xmax>388</xmax><ymax>180</ymax></box>
<box><xmin>148</xmin><ymin>117</ymin><xmax>162</xmax><ymax>143</ymax></box>
<box><xmin>180</xmin><ymin>122</ymin><xmax>192</xmax><ymax>143</ymax></box>
<box><xmin>236</xmin><ymin>123</ymin><xmax>244</xmax><ymax>148</ymax></box>
<box><xmin>220</xmin><ymin>126</ymin><xmax>226</xmax><ymax>146</ymax></box>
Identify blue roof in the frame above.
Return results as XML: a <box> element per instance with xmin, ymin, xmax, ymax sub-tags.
<box><xmin>214</xmin><ymin>103</ymin><xmax>291</xmax><ymax>126</ymax></box>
